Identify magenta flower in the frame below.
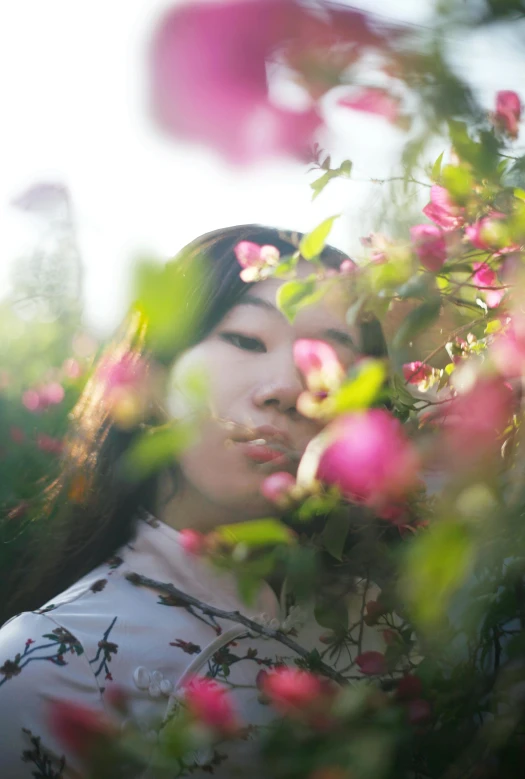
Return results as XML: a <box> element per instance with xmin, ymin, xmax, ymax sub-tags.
<box><xmin>422</xmin><ymin>185</ymin><xmax>464</xmax><ymax>232</ymax></box>
<box><xmin>338</xmin><ymin>88</ymin><xmax>400</xmax><ymax>124</ymax></box>
<box><xmin>410</xmin><ymin>224</ymin><xmax>447</xmax><ymax>272</ymax></box>
<box><xmin>184</xmin><ymin>677</ymin><xmax>239</xmax><ymax>735</ymax></box>
<box><xmin>355</xmin><ymin>650</ymin><xmax>387</xmax><ymax>676</ymax></box>
<box><xmin>22</xmin><ymin>389</ymin><xmax>41</xmax><ymax>412</ymax></box>
<box><xmin>261</xmin><ymin>472</ymin><xmax>296</xmax><ymax>507</ymax></box>
<box><xmin>493</xmin><ymin>90</ymin><xmax>522</xmax><ymax>138</ymax></box>
<box><xmin>149</xmin><ymin>0</ymin><xmax>322</xmax><ymax>164</ymax></box>
<box><xmin>262</xmin><ymin>668</ymin><xmax>325</xmax><ymax>714</ymax></box>
<box><xmin>294</xmin><ymin>338</ymin><xmax>344</xmax><ymax>420</ymax></box>
<box><xmin>402</xmin><ymin>361</ymin><xmax>432</xmax><ymax>385</ymax></box>
<box><xmin>234</xmin><ymin>241</ymin><xmax>280</xmax><ymax>282</ymax></box>
<box><xmin>179</xmin><ymin>529</ymin><xmax>206</xmax><ymax>556</ymax></box>
<box><xmin>50</xmin><ymin>700</ymin><xmax>116</xmax><ymax>759</ymax></box>
<box><xmin>472</xmin><ymin>262</ymin><xmax>505</xmax><ymax>309</ymax></box>
<box><xmin>39</xmin><ymin>382</ymin><xmax>65</xmax><ymax>407</ymax></box>
<box><xmin>316</xmin><ymin>409</ymin><xmax>420</xmax><ymax>511</ymax></box>
<box><xmin>443</xmin><ymin>378</ymin><xmax>514</xmax><ymax>464</ymax></box>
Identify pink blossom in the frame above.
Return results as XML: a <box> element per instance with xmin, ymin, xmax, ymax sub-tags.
<box><xmin>234</xmin><ymin>241</ymin><xmax>280</xmax><ymax>282</ymax></box>
<box><xmin>39</xmin><ymin>382</ymin><xmax>65</xmax><ymax>407</ymax></box>
<box><xmin>355</xmin><ymin>650</ymin><xmax>387</xmax><ymax>675</ymax></box>
<box><xmin>402</xmin><ymin>361</ymin><xmax>432</xmax><ymax>385</ymax></box>
<box><xmin>294</xmin><ymin>339</ymin><xmax>344</xmax><ymax>392</ymax></box>
<box><xmin>184</xmin><ymin>677</ymin><xmax>239</xmax><ymax>735</ymax></box>
<box><xmin>261</xmin><ymin>472</ymin><xmax>296</xmax><ymax>507</ymax></box>
<box><xmin>442</xmin><ymin>377</ymin><xmax>514</xmax><ymax>463</ymax></box>
<box><xmin>179</xmin><ymin>528</ymin><xmax>206</xmax><ymax>556</ymax></box>
<box><xmin>490</xmin><ymin>318</ymin><xmax>525</xmax><ymax>378</ymax></box>
<box><xmin>262</xmin><ymin>668</ymin><xmax>325</xmax><ymax>714</ymax></box>
<box><xmin>472</xmin><ymin>262</ymin><xmax>505</xmax><ymax>309</ymax></box>
<box><xmin>465</xmin><ymin>214</ymin><xmax>507</xmax><ymax>251</ymax></box>
<box><xmin>410</xmin><ymin>224</ymin><xmax>447</xmax><ymax>272</ymax></box>
<box><xmin>494</xmin><ymin>90</ymin><xmax>522</xmax><ymax>138</ymax></box>
<box><xmin>36</xmin><ymin>434</ymin><xmax>63</xmax><ymax>455</ymax></box>
<box><xmin>339</xmin><ymin>259</ymin><xmax>357</xmax><ymax>274</ymax></box>
<box><xmin>338</xmin><ymin>88</ymin><xmax>400</xmax><ymax>124</ymax></box>
<box><xmin>316</xmin><ymin>410</ymin><xmax>420</xmax><ymax>511</ymax></box>
<box><xmin>364</xmin><ymin>599</ymin><xmax>388</xmax><ymax>625</ymax></box>
<box><xmin>62</xmin><ymin>358</ymin><xmax>82</xmax><ymax>379</ymax></box>
<box><xmin>406</xmin><ymin>698</ymin><xmax>432</xmax><ymax>726</ymax></box>
<box><xmin>22</xmin><ymin>389</ymin><xmax>41</xmax><ymax>412</ymax></box>
<box><xmin>422</xmin><ymin>185</ymin><xmax>464</xmax><ymax>231</ymax></box>
<box><xmin>98</xmin><ymin>351</ymin><xmax>147</xmax><ymax>391</ymax></box>
<box><xmin>149</xmin><ymin>0</ymin><xmax>322</xmax><ymax>164</ymax></box>
<box><xmin>49</xmin><ymin>700</ymin><xmax>115</xmax><ymax>759</ymax></box>
<box><xmin>396</xmin><ymin>674</ymin><xmax>423</xmax><ymax>701</ymax></box>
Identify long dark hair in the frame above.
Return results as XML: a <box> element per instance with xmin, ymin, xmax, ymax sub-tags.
<box><xmin>2</xmin><ymin>225</ymin><xmax>388</xmax><ymax>624</ymax></box>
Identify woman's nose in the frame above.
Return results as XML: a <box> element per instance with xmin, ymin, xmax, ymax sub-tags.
<box><xmin>251</xmin><ymin>359</ymin><xmax>304</xmax><ymax>415</ymax></box>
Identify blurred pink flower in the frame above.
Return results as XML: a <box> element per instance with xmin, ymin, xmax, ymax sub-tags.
<box><xmin>62</xmin><ymin>358</ymin><xmax>82</xmax><ymax>379</ymax></box>
<box><xmin>50</xmin><ymin>700</ymin><xmax>115</xmax><ymax>759</ymax></box>
<box><xmin>294</xmin><ymin>339</ymin><xmax>344</xmax><ymax>392</ymax></box>
<box><xmin>465</xmin><ymin>214</ymin><xmax>507</xmax><ymax>251</ymax></box>
<box><xmin>494</xmin><ymin>90</ymin><xmax>522</xmax><ymax>138</ymax></box>
<box><xmin>184</xmin><ymin>677</ymin><xmax>239</xmax><ymax>735</ymax></box>
<box><xmin>403</xmin><ymin>361</ymin><xmax>432</xmax><ymax>385</ymax></box>
<box><xmin>410</xmin><ymin>224</ymin><xmax>447</xmax><ymax>271</ymax></box>
<box><xmin>98</xmin><ymin>351</ymin><xmax>147</xmax><ymax>391</ymax></box>
<box><xmin>150</xmin><ymin>0</ymin><xmax>322</xmax><ymax>164</ymax></box>
<box><xmin>422</xmin><ymin>185</ymin><xmax>464</xmax><ymax>231</ymax></box>
<box><xmin>39</xmin><ymin>382</ymin><xmax>65</xmax><ymax>407</ymax></box>
<box><xmin>490</xmin><ymin>318</ymin><xmax>525</xmax><ymax>378</ymax></box>
<box><xmin>10</xmin><ymin>426</ymin><xmax>25</xmax><ymax>445</ymax></box>
<box><xmin>472</xmin><ymin>262</ymin><xmax>505</xmax><ymax>308</ymax></box>
<box><xmin>442</xmin><ymin>377</ymin><xmax>514</xmax><ymax>463</ymax></box>
<box><xmin>179</xmin><ymin>529</ymin><xmax>206</xmax><ymax>556</ymax></box>
<box><xmin>316</xmin><ymin>409</ymin><xmax>420</xmax><ymax>511</ymax></box>
<box><xmin>22</xmin><ymin>389</ymin><xmax>41</xmax><ymax>412</ymax></box>
<box><xmin>36</xmin><ymin>434</ymin><xmax>63</xmax><ymax>455</ymax></box>
<box><xmin>262</xmin><ymin>668</ymin><xmax>326</xmax><ymax>714</ymax></box>
<box><xmin>396</xmin><ymin>674</ymin><xmax>423</xmax><ymax>701</ymax></box>
<box><xmin>261</xmin><ymin>472</ymin><xmax>296</xmax><ymax>507</ymax></box>
<box><xmin>355</xmin><ymin>650</ymin><xmax>387</xmax><ymax>675</ymax></box>
<box><xmin>338</xmin><ymin>88</ymin><xmax>400</xmax><ymax>124</ymax></box>
<box><xmin>234</xmin><ymin>241</ymin><xmax>280</xmax><ymax>282</ymax></box>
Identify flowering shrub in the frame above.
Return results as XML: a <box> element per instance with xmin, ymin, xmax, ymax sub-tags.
<box><xmin>5</xmin><ymin>1</ymin><xmax>525</xmax><ymax>778</ymax></box>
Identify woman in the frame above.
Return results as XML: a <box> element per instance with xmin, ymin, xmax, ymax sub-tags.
<box><xmin>0</xmin><ymin>225</ymin><xmax>389</xmax><ymax>778</ymax></box>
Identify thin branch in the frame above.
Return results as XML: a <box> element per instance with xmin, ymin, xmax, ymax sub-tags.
<box><xmin>125</xmin><ymin>572</ymin><xmax>348</xmax><ymax>686</ymax></box>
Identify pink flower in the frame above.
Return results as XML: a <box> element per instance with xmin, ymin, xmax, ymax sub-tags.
<box><xmin>410</xmin><ymin>224</ymin><xmax>447</xmax><ymax>271</ymax></box>
<box><xmin>422</xmin><ymin>185</ymin><xmax>464</xmax><ymax>231</ymax></box>
<box><xmin>364</xmin><ymin>599</ymin><xmax>388</xmax><ymax>625</ymax></box>
<box><xmin>262</xmin><ymin>668</ymin><xmax>326</xmax><ymax>714</ymax></box>
<box><xmin>98</xmin><ymin>351</ymin><xmax>147</xmax><ymax>391</ymax></box>
<box><xmin>261</xmin><ymin>472</ymin><xmax>296</xmax><ymax>507</ymax></box>
<box><xmin>396</xmin><ymin>674</ymin><xmax>423</xmax><ymax>701</ymax></box>
<box><xmin>149</xmin><ymin>0</ymin><xmax>322</xmax><ymax>164</ymax></box>
<box><xmin>39</xmin><ymin>382</ymin><xmax>65</xmax><ymax>407</ymax></box>
<box><xmin>493</xmin><ymin>90</ymin><xmax>522</xmax><ymax>138</ymax></box>
<box><xmin>465</xmin><ymin>214</ymin><xmax>508</xmax><ymax>251</ymax></box>
<box><xmin>22</xmin><ymin>389</ymin><xmax>41</xmax><ymax>412</ymax></box>
<box><xmin>402</xmin><ymin>361</ymin><xmax>432</xmax><ymax>385</ymax></box>
<box><xmin>316</xmin><ymin>409</ymin><xmax>420</xmax><ymax>511</ymax></box>
<box><xmin>234</xmin><ymin>241</ymin><xmax>280</xmax><ymax>282</ymax></box>
<box><xmin>355</xmin><ymin>650</ymin><xmax>387</xmax><ymax>675</ymax></box>
<box><xmin>36</xmin><ymin>434</ymin><xmax>63</xmax><ymax>455</ymax></box>
<box><xmin>491</xmin><ymin>318</ymin><xmax>525</xmax><ymax>378</ymax></box>
<box><xmin>338</xmin><ymin>88</ymin><xmax>400</xmax><ymax>124</ymax></box>
<box><xmin>10</xmin><ymin>426</ymin><xmax>25</xmax><ymax>444</ymax></box>
<box><xmin>294</xmin><ymin>339</ymin><xmax>344</xmax><ymax>392</ymax></box>
<box><xmin>179</xmin><ymin>529</ymin><xmax>206</xmax><ymax>556</ymax></box>
<box><xmin>62</xmin><ymin>358</ymin><xmax>82</xmax><ymax>379</ymax></box>
<box><xmin>49</xmin><ymin>700</ymin><xmax>115</xmax><ymax>759</ymax></box>
<box><xmin>472</xmin><ymin>262</ymin><xmax>505</xmax><ymax>309</ymax></box>
<box><xmin>442</xmin><ymin>377</ymin><xmax>514</xmax><ymax>464</ymax></box>
<box><xmin>184</xmin><ymin>677</ymin><xmax>239</xmax><ymax>735</ymax></box>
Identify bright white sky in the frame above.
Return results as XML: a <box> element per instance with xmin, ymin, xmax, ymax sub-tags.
<box><xmin>0</xmin><ymin>0</ymin><xmax>524</xmax><ymax>335</ymax></box>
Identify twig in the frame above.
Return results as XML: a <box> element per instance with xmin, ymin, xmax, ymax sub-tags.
<box><xmin>125</xmin><ymin>572</ymin><xmax>349</xmax><ymax>686</ymax></box>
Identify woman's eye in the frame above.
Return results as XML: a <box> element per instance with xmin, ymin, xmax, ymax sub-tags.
<box><xmin>220</xmin><ymin>332</ymin><xmax>266</xmax><ymax>353</ymax></box>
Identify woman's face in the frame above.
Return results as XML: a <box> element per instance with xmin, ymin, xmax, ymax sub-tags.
<box><xmin>165</xmin><ymin>266</ymin><xmax>361</xmax><ymax>530</ymax></box>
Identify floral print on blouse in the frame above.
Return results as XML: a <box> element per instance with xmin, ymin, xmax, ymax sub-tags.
<box><xmin>0</xmin><ymin>514</ymin><xmax>387</xmax><ymax>778</ymax></box>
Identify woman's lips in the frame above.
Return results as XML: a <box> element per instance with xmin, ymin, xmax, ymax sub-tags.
<box><xmin>235</xmin><ymin>441</ymin><xmax>290</xmax><ymax>466</ymax></box>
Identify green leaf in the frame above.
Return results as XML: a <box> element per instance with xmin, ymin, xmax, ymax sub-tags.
<box><xmin>215</xmin><ymin>519</ymin><xmax>294</xmax><ymax>549</ymax></box>
<box><xmin>431</xmin><ymin>151</ymin><xmax>444</xmax><ymax>181</ymax></box>
<box><xmin>121</xmin><ymin>423</ymin><xmax>195</xmax><ymax>481</ymax></box>
<box><xmin>276</xmin><ymin>278</ymin><xmax>326</xmax><ymax>323</ymax></box>
<box><xmin>333</xmin><ymin>359</ymin><xmax>387</xmax><ymax>413</ymax></box>
<box><xmin>441</xmin><ymin>164</ymin><xmax>474</xmax><ymax>204</ymax></box>
<box><xmin>310</xmin><ymin>170</ymin><xmax>336</xmax><ymax>201</ymax></box>
<box><xmin>132</xmin><ymin>251</ymin><xmax>207</xmax><ymax>359</ymax></box>
<box><xmin>320</xmin><ymin>512</ymin><xmax>350</xmax><ymax>561</ymax></box>
<box><xmin>299</xmin><ymin>216</ymin><xmax>340</xmax><ymax>260</ymax></box>
<box><xmin>314</xmin><ymin>596</ymin><xmax>349</xmax><ymax>631</ymax></box>
<box><xmin>392</xmin><ymin>298</ymin><xmax>441</xmax><ymax>349</ymax></box>
<box><xmin>485</xmin><ymin>319</ymin><xmax>503</xmax><ymax>335</ymax></box>
<box><xmin>401</xmin><ymin>521</ymin><xmax>474</xmax><ymax>629</ymax></box>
